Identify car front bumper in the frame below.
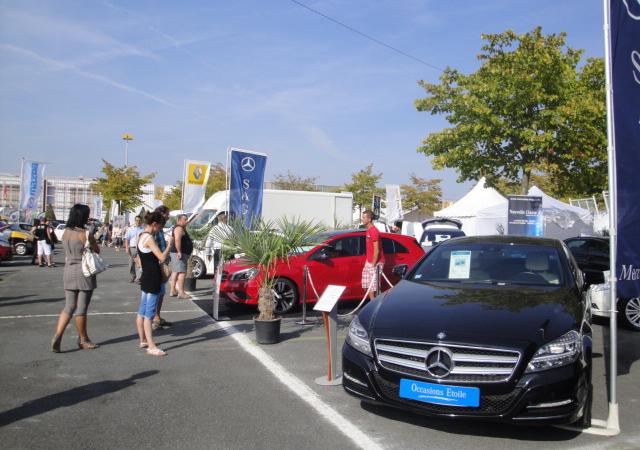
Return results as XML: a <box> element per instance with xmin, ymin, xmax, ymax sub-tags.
<box><xmin>342</xmin><ymin>342</ymin><xmax>589</xmax><ymax>425</ymax></box>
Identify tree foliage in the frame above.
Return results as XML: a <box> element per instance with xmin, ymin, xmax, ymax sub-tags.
<box><xmin>205</xmin><ymin>163</ymin><xmax>227</xmax><ymax>199</ymax></box>
<box><xmin>401</xmin><ymin>175</ymin><xmax>442</xmax><ymax>216</ymax></box>
<box><xmin>92</xmin><ymin>160</ymin><xmax>154</xmax><ymax>212</ymax></box>
<box><xmin>273</xmin><ymin>171</ymin><xmax>318</xmax><ymax>191</ymax></box>
<box><xmin>415</xmin><ymin>27</ymin><xmax>606</xmax><ymax>196</ymax></box>
<box><xmin>163</xmin><ymin>182</ymin><xmax>183</xmax><ymax>211</ymax></box>
<box><xmin>342</xmin><ymin>164</ymin><xmax>384</xmax><ymax>213</ymax></box>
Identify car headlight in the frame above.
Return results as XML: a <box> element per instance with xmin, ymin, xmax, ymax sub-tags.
<box><xmin>346</xmin><ymin>316</ymin><xmax>372</xmax><ymax>356</ymax></box>
<box><xmin>525</xmin><ymin>330</ymin><xmax>582</xmax><ymax>373</ymax></box>
<box><xmin>230</xmin><ymin>267</ymin><xmax>258</xmax><ymax>281</ymax></box>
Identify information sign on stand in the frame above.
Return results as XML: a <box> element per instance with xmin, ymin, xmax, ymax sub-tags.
<box><xmin>314</xmin><ymin>285</ymin><xmax>346</xmax><ymax>386</ymax></box>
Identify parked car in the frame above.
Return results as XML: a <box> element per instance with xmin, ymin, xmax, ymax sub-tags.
<box><xmin>564</xmin><ymin>236</ymin><xmax>639</xmax><ymax>331</ymax></box>
<box><xmin>0</xmin><ymin>236</ymin><xmax>12</xmax><ymax>262</ymax></box>
<box><xmin>220</xmin><ymin>230</ymin><xmax>425</xmax><ymax>313</ymax></box>
<box><xmin>54</xmin><ymin>224</ymin><xmax>67</xmax><ymax>242</ymax></box>
<box><xmin>343</xmin><ymin>235</ymin><xmax>593</xmax><ymax>428</ymax></box>
<box><xmin>419</xmin><ymin>218</ymin><xmax>465</xmax><ymax>251</ymax></box>
<box><xmin>0</xmin><ymin>223</ymin><xmax>35</xmax><ymax>256</ymax></box>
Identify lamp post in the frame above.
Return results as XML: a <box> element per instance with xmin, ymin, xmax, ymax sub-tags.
<box><xmin>121</xmin><ymin>133</ymin><xmax>134</xmax><ymax>167</ymax></box>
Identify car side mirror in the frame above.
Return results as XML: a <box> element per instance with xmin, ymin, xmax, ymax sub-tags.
<box><xmin>392</xmin><ymin>264</ymin><xmax>408</xmax><ymax>277</ymax></box>
<box><xmin>310</xmin><ymin>248</ymin><xmax>330</xmax><ymax>261</ymax></box>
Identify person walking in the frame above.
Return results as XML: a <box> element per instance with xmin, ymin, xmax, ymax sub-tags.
<box><xmin>136</xmin><ymin>211</ymin><xmax>172</xmax><ymax>356</ymax></box>
<box><xmin>151</xmin><ymin>205</ymin><xmax>171</xmax><ymax>330</ymax></box>
<box><xmin>51</xmin><ymin>204</ymin><xmax>100</xmax><ymax>352</ymax></box>
<box><xmin>168</xmin><ymin>214</ymin><xmax>193</xmax><ymax>299</ymax></box>
<box><xmin>361</xmin><ymin>210</ymin><xmax>385</xmax><ymax>300</ymax></box>
<box><xmin>124</xmin><ymin>216</ymin><xmax>144</xmax><ymax>283</ymax></box>
<box><xmin>206</xmin><ymin>212</ymin><xmax>231</xmax><ymax>282</ymax></box>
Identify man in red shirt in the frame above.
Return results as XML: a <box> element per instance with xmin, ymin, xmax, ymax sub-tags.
<box><xmin>361</xmin><ymin>210</ymin><xmax>384</xmax><ymax>300</ymax></box>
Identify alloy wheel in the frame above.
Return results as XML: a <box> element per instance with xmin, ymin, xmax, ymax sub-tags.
<box><xmin>272</xmin><ymin>278</ymin><xmax>298</xmax><ymax>314</ymax></box>
<box><xmin>624</xmin><ymin>297</ymin><xmax>640</xmax><ymax>330</ymax></box>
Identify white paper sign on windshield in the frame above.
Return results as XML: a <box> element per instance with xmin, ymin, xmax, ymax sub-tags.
<box><xmin>449</xmin><ymin>250</ymin><xmax>471</xmax><ymax>279</ymax></box>
<box><xmin>313</xmin><ymin>285</ymin><xmax>346</xmax><ymax>312</ymax></box>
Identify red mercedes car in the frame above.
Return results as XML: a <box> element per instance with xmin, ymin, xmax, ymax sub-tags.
<box><xmin>0</xmin><ymin>236</ymin><xmax>12</xmax><ymax>263</ymax></box>
<box><xmin>220</xmin><ymin>230</ymin><xmax>425</xmax><ymax>313</ymax></box>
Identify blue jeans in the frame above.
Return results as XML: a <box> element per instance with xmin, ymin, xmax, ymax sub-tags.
<box><xmin>138</xmin><ymin>291</ymin><xmax>159</xmax><ymax>320</ymax></box>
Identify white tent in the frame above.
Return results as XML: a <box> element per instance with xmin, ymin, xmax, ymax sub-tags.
<box><xmin>527</xmin><ymin>186</ymin><xmax>594</xmax><ymax>239</ymax></box>
<box><xmin>435</xmin><ymin>177</ymin><xmax>508</xmax><ymax>236</ymax></box>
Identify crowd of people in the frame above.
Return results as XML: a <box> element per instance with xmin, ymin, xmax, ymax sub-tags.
<box><xmin>49</xmin><ymin>203</ymin><xmax>196</xmax><ymax>357</ymax></box>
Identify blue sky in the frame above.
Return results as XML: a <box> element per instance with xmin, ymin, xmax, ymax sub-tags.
<box><xmin>0</xmin><ymin>0</ymin><xmax>605</xmax><ymax>199</ymax></box>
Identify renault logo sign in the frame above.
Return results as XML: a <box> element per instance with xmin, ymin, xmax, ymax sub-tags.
<box><xmin>425</xmin><ymin>347</ymin><xmax>454</xmax><ymax>378</ymax></box>
<box><xmin>241</xmin><ymin>157</ymin><xmax>256</xmax><ymax>172</ymax></box>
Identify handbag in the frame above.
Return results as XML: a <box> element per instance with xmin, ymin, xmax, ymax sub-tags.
<box><xmin>82</xmin><ymin>230</ymin><xmax>108</xmax><ymax>277</ymax></box>
<box><xmin>159</xmin><ymin>261</ymin><xmax>171</xmax><ymax>284</ymax></box>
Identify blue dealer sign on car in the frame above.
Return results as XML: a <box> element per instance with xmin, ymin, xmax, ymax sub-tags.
<box><xmin>399</xmin><ymin>379</ymin><xmax>480</xmax><ymax>407</ymax></box>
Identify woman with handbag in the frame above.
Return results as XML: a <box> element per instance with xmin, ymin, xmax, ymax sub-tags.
<box><xmin>136</xmin><ymin>211</ymin><xmax>172</xmax><ymax>356</ymax></box>
<box><xmin>51</xmin><ymin>204</ymin><xmax>100</xmax><ymax>352</ymax></box>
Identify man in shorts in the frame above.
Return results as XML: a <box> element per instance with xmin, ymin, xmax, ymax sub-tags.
<box><xmin>361</xmin><ymin>210</ymin><xmax>384</xmax><ymax>300</ymax></box>
<box><xmin>124</xmin><ymin>216</ymin><xmax>144</xmax><ymax>283</ymax></box>
<box><xmin>169</xmin><ymin>214</ymin><xmax>193</xmax><ymax>299</ymax></box>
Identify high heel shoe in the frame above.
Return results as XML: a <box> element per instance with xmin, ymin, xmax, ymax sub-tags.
<box><xmin>51</xmin><ymin>335</ymin><xmax>61</xmax><ymax>353</ymax></box>
<box><xmin>77</xmin><ymin>338</ymin><xmax>98</xmax><ymax>350</ymax></box>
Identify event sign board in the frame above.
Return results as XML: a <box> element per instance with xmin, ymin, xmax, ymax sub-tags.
<box><xmin>507</xmin><ymin>196</ymin><xmax>543</xmax><ymax>236</ymax></box>
<box><xmin>611</xmin><ymin>0</ymin><xmax>640</xmax><ymax>298</ymax></box>
<box><xmin>182</xmin><ymin>160</ymin><xmax>211</xmax><ymax>213</ymax></box>
<box><xmin>19</xmin><ymin>160</ymin><xmax>45</xmax><ymax>220</ymax></box>
<box><xmin>372</xmin><ymin>195</ymin><xmax>381</xmax><ymax>220</ymax></box>
<box><xmin>313</xmin><ymin>285</ymin><xmax>346</xmax><ymax>312</ymax></box>
<box><xmin>228</xmin><ymin>148</ymin><xmax>267</xmax><ymax>228</ymax></box>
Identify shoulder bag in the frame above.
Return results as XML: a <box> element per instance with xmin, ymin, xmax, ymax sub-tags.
<box><xmin>82</xmin><ymin>230</ymin><xmax>108</xmax><ymax>277</ymax></box>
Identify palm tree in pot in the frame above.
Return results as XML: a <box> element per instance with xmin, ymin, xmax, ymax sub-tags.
<box><xmin>212</xmin><ymin>216</ymin><xmax>325</xmax><ymax>343</ymax></box>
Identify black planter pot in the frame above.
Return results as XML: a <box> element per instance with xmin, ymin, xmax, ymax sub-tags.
<box><xmin>254</xmin><ymin>317</ymin><xmax>282</xmax><ymax>344</ymax></box>
<box><xmin>184</xmin><ymin>277</ymin><xmax>197</xmax><ymax>292</ymax></box>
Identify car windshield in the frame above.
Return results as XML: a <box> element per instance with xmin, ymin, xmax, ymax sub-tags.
<box><xmin>189</xmin><ymin>210</ymin><xmax>216</xmax><ymax>229</ymax></box>
<box><xmin>409</xmin><ymin>242</ymin><xmax>565</xmax><ymax>286</ymax></box>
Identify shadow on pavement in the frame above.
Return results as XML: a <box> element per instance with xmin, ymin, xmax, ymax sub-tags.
<box><xmin>0</xmin><ymin>370</ymin><xmax>158</xmax><ymax>427</ymax></box>
<box><xmin>0</xmin><ymin>297</ymin><xmax>64</xmax><ymax>308</ymax></box>
<box><xmin>360</xmin><ymin>402</ymin><xmax>581</xmax><ymax>441</ymax></box>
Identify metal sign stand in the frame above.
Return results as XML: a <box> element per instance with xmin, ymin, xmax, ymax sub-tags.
<box><xmin>296</xmin><ymin>266</ymin><xmax>314</xmax><ymax>325</ymax></box>
<box><xmin>313</xmin><ymin>285</ymin><xmax>346</xmax><ymax>386</ymax></box>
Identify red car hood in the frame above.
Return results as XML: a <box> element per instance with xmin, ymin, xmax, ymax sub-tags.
<box><xmin>224</xmin><ymin>258</ymin><xmax>256</xmax><ymax>274</ymax></box>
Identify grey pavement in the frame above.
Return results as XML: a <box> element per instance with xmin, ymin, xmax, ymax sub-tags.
<box><xmin>0</xmin><ymin>247</ymin><xmax>639</xmax><ymax>450</ymax></box>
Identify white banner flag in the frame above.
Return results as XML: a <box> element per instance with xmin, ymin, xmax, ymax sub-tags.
<box><xmin>93</xmin><ymin>196</ymin><xmax>103</xmax><ymax>220</ymax></box>
<box><xmin>19</xmin><ymin>160</ymin><xmax>46</xmax><ymax>220</ymax></box>
<box><xmin>385</xmin><ymin>184</ymin><xmax>403</xmax><ymax>223</ymax></box>
<box><xmin>182</xmin><ymin>159</ymin><xmax>211</xmax><ymax>213</ymax></box>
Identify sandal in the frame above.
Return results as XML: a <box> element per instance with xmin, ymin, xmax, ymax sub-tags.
<box><xmin>146</xmin><ymin>347</ymin><xmax>166</xmax><ymax>357</ymax></box>
<box><xmin>139</xmin><ymin>341</ymin><xmax>149</xmax><ymax>348</ymax></box>
<box><xmin>169</xmin><ymin>290</ymin><xmax>177</xmax><ymax>297</ymax></box>
<box><xmin>77</xmin><ymin>339</ymin><xmax>99</xmax><ymax>350</ymax></box>
<box><xmin>51</xmin><ymin>335</ymin><xmax>62</xmax><ymax>353</ymax></box>
<box><xmin>177</xmin><ymin>293</ymin><xmax>191</xmax><ymax>299</ymax></box>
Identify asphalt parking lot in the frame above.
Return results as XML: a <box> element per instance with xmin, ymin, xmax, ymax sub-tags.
<box><xmin>0</xmin><ymin>248</ymin><xmax>639</xmax><ymax>450</ymax></box>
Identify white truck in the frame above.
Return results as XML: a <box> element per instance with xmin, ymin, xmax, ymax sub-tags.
<box><xmin>188</xmin><ymin>189</ymin><xmax>354</xmax><ymax>278</ymax></box>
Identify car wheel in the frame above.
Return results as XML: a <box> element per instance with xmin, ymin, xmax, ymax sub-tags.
<box><xmin>574</xmin><ymin>383</ymin><xmax>593</xmax><ymax>429</ymax></box>
<box><xmin>191</xmin><ymin>257</ymin><xmax>206</xmax><ymax>279</ymax></box>
<box><xmin>620</xmin><ymin>297</ymin><xmax>640</xmax><ymax>331</ymax></box>
<box><xmin>272</xmin><ymin>278</ymin><xmax>298</xmax><ymax>314</ymax></box>
<box><xmin>14</xmin><ymin>242</ymin><xmax>27</xmax><ymax>256</ymax></box>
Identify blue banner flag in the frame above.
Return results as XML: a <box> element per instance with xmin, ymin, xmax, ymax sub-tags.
<box><xmin>19</xmin><ymin>160</ymin><xmax>45</xmax><ymax>220</ymax></box>
<box><xmin>228</xmin><ymin>148</ymin><xmax>267</xmax><ymax>228</ymax></box>
<box><xmin>611</xmin><ymin>0</ymin><xmax>640</xmax><ymax>298</ymax></box>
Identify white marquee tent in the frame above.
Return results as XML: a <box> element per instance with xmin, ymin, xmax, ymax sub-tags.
<box><xmin>528</xmin><ymin>186</ymin><xmax>594</xmax><ymax>240</ymax></box>
<box><xmin>434</xmin><ymin>177</ymin><xmax>508</xmax><ymax>236</ymax></box>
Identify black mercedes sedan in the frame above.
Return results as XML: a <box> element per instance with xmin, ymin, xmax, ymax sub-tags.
<box><xmin>343</xmin><ymin>235</ymin><xmax>592</xmax><ymax>428</ymax></box>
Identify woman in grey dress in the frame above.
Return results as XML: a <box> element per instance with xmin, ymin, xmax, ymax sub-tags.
<box><xmin>51</xmin><ymin>204</ymin><xmax>100</xmax><ymax>352</ymax></box>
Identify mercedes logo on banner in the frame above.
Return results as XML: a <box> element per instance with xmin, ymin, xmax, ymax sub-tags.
<box><xmin>425</xmin><ymin>347</ymin><xmax>454</xmax><ymax>378</ymax></box>
<box><xmin>241</xmin><ymin>157</ymin><xmax>256</xmax><ymax>172</ymax></box>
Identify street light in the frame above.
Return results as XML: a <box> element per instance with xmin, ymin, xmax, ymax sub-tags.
<box><xmin>121</xmin><ymin>133</ymin><xmax>134</xmax><ymax>167</ymax></box>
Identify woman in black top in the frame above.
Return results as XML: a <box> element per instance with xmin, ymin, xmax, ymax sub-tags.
<box><xmin>135</xmin><ymin>211</ymin><xmax>171</xmax><ymax>356</ymax></box>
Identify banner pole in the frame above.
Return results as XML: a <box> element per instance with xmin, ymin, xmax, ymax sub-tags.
<box><xmin>180</xmin><ymin>159</ymin><xmax>186</xmax><ymax>212</ymax></box>
<box><xmin>18</xmin><ymin>158</ymin><xmax>24</xmax><ymax>222</ymax></box>
<box><xmin>602</xmin><ymin>0</ymin><xmax>620</xmax><ymax>433</ymax></box>
<box><xmin>296</xmin><ymin>265</ymin><xmax>313</xmax><ymax>325</ymax></box>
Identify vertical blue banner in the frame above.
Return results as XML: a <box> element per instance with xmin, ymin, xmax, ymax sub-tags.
<box><xmin>611</xmin><ymin>0</ymin><xmax>640</xmax><ymax>298</ymax></box>
<box><xmin>507</xmin><ymin>196</ymin><xmax>543</xmax><ymax>237</ymax></box>
<box><xmin>229</xmin><ymin>148</ymin><xmax>267</xmax><ymax>228</ymax></box>
<box><xmin>19</xmin><ymin>160</ymin><xmax>45</xmax><ymax>220</ymax></box>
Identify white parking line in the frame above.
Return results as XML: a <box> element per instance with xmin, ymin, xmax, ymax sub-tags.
<box><xmin>0</xmin><ymin>309</ymin><xmax>200</xmax><ymax>319</ymax></box>
<box><xmin>200</xmin><ymin>307</ymin><xmax>383</xmax><ymax>450</ymax></box>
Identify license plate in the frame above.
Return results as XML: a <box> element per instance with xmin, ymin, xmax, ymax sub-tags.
<box><xmin>399</xmin><ymin>379</ymin><xmax>480</xmax><ymax>407</ymax></box>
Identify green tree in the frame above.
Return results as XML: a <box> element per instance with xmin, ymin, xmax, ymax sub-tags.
<box><xmin>273</xmin><ymin>171</ymin><xmax>318</xmax><ymax>191</ymax></box>
<box><xmin>44</xmin><ymin>204</ymin><xmax>57</xmax><ymax>221</ymax></box>
<box><xmin>91</xmin><ymin>160</ymin><xmax>155</xmax><ymax>213</ymax></box>
<box><xmin>205</xmin><ymin>163</ymin><xmax>227</xmax><ymax>199</ymax></box>
<box><xmin>343</xmin><ymin>164</ymin><xmax>383</xmax><ymax>215</ymax></box>
<box><xmin>401</xmin><ymin>175</ymin><xmax>442</xmax><ymax>216</ymax></box>
<box><xmin>163</xmin><ymin>182</ymin><xmax>183</xmax><ymax>211</ymax></box>
<box><xmin>415</xmin><ymin>27</ymin><xmax>606</xmax><ymax>196</ymax></box>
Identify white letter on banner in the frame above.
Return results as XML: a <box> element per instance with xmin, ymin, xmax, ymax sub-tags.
<box><xmin>632</xmin><ymin>50</ymin><xmax>640</xmax><ymax>85</ymax></box>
